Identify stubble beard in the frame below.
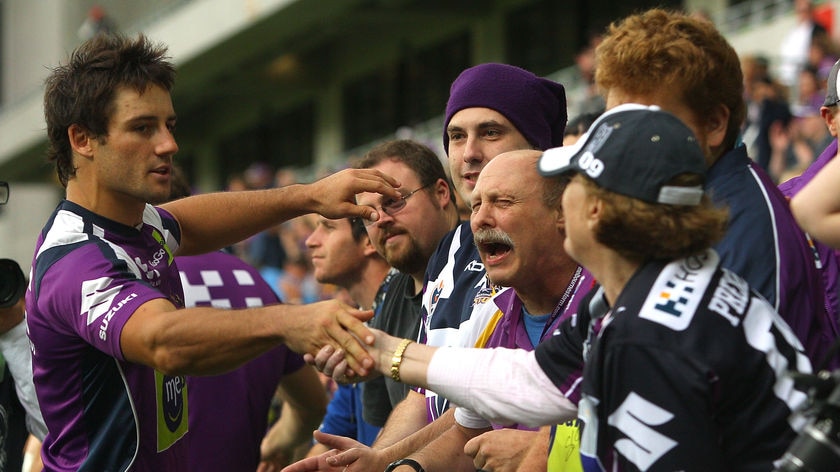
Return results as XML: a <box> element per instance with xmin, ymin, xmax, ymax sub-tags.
<box><xmin>383</xmin><ymin>238</ymin><xmax>426</xmax><ymax>276</ymax></box>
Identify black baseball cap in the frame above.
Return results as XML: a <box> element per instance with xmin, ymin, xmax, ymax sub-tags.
<box><xmin>824</xmin><ymin>58</ymin><xmax>840</xmax><ymax>106</ymax></box>
<box><xmin>538</xmin><ymin>104</ymin><xmax>706</xmax><ymax>206</ymax></box>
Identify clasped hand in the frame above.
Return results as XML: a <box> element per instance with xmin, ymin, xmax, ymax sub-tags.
<box><xmin>305</xmin><ymin>328</ymin><xmax>399</xmax><ymax>383</ymax></box>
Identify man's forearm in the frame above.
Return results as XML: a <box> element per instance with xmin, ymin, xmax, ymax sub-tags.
<box><xmin>263</xmin><ymin>366</ymin><xmax>328</xmax><ymax>464</ymax></box>
<box><xmin>373</xmin><ymin>390</ymin><xmax>431</xmax><ymax>449</ymax></box>
<box><xmin>372</xmin><ymin>335</ymin><xmax>575</xmax><ymax>427</ymax></box>
<box><xmin>375</xmin><ymin>409</ymin><xmax>463</xmax><ymax>469</ymax></box>
<box><xmin>404</xmin><ymin>423</ymin><xmax>486</xmax><ymax>472</ymax></box>
<box><xmin>165</xmin><ymin>168</ymin><xmax>401</xmax><ymax>256</ymax></box>
<box><xmin>165</xmin><ymin>186</ymin><xmax>313</xmax><ymax>256</ymax></box>
<box><xmin>122</xmin><ymin>298</ymin><xmax>373</xmax><ymax>376</ymax></box>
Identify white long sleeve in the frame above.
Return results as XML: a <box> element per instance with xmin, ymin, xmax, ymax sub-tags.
<box><xmin>426</xmin><ymin>346</ymin><xmax>577</xmax><ymax>428</ymax></box>
<box><xmin>0</xmin><ymin>320</ymin><xmax>47</xmax><ymax>440</ymax></box>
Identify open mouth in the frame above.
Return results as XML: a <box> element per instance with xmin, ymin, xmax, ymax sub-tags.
<box><xmin>482</xmin><ymin>241</ymin><xmax>510</xmax><ymax>256</ymax></box>
<box><xmin>478</xmin><ymin>241</ymin><xmax>512</xmax><ymax>263</ymax></box>
<box><xmin>474</xmin><ymin>228</ymin><xmax>514</xmax><ymax>264</ymax></box>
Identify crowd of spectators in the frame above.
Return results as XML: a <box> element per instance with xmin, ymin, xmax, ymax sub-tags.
<box><xmin>11</xmin><ymin>0</ymin><xmax>840</xmax><ymax>472</ymax></box>
<box><xmin>742</xmin><ymin>0</ymin><xmax>840</xmax><ymax>183</ymax></box>
<box><xmin>224</xmin><ymin>163</ymin><xmax>349</xmax><ymax>306</ymax></box>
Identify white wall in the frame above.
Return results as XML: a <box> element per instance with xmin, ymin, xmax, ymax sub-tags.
<box><xmin>0</xmin><ymin>183</ymin><xmax>61</xmax><ymax>276</ymax></box>
<box><xmin>2</xmin><ymin>0</ymin><xmax>66</xmax><ymax>105</ymax></box>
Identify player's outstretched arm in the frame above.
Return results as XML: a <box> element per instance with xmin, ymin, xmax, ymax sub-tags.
<box><xmin>120</xmin><ymin>298</ymin><xmax>375</xmax><ymax>376</ymax></box>
<box><xmin>165</xmin><ymin>168</ymin><xmax>401</xmax><ymax>256</ymax></box>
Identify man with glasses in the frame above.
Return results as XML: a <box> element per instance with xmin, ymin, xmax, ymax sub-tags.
<box><xmin>349</xmin><ymin>140</ymin><xmax>460</xmax><ymax>428</ymax></box>
<box><xmin>287</xmin><ymin>63</ymin><xmax>567</xmax><ymax>472</ymax></box>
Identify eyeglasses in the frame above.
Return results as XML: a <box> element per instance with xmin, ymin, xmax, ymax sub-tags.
<box><xmin>362</xmin><ymin>183</ymin><xmax>432</xmax><ymax>226</ymax></box>
<box><xmin>0</xmin><ymin>182</ymin><xmax>8</xmax><ymax>205</ymax></box>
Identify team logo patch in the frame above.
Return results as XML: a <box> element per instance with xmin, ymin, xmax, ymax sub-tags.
<box><xmin>464</xmin><ymin>259</ymin><xmax>484</xmax><ymax>272</ymax></box>
<box><xmin>639</xmin><ymin>251</ymin><xmax>716</xmax><ymax>331</ymax></box>
<box><xmin>80</xmin><ymin>277</ymin><xmax>121</xmax><ymax>325</ymax></box>
<box><xmin>428</xmin><ymin>280</ymin><xmax>445</xmax><ymax>318</ymax></box>
<box><xmin>80</xmin><ymin>276</ymin><xmax>139</xmax><ymax>341</ymax></box>
<box><xmin>156</xmin><ymin>371</ymin><xmax>188</xmax><ymax>451</ymax></box>
<box><xmin>472</xmin><ymin>275</ymin><xmax>496</xmax><ymax>306</ymax></box>
<box><xmin>608</xmin><ymin>392</ymin><xmax>677</xmax><ymax>470</ymax></box>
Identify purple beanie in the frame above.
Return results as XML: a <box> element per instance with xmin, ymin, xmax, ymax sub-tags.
<box><xmin>443</xmin><ymin>63</ymin><xmax>567</xmax><ymax>154</ymax></box>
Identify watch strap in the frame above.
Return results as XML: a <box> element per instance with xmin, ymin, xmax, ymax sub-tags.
<box><xmin>384</xmin><ymin>458</ymin><xmax>425</xmax><ymax>472</ymax></box>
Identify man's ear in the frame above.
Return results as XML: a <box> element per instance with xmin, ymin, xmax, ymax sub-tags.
<box><xmin>822</xmin><ymin>106</ymin><xmax>838</xmax><ymax>137</ymax></box>
<box><xmin>434</xmin><ymin>178</ymin><xmax>452</xmax><ymax>208</ymax></box>
<box><xmin>705</xmin><ymin>103</ymin><xmax>730</xmax><ymax>149</ymax></box>
<box><xmin>362</xmin><ymin>237</ymin><xmax>379</xmax><ymax>257</ymax></box>
<box><xmin>68</xmin><ymin>124</ymin><xmax>95</xmax><ymax>158</ymax></box>
<box><xmin>555</xmin><ymin>207</ymin><xmax>566</xmax><ymax>234</ymax></box>
<box><xmin>587</xmin><ymin>196</ymin><xmax>603</xmax><ymax>230</ymax></box>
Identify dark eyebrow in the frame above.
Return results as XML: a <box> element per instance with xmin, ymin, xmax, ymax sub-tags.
<box><xmin>448</xmin><ymin>120</ymin><xmax>508</xmax><ymax>133</ymax></box>
<box><xmin>476</xmin><ymin>120</ymin><xmax>507</xmax><ymax>129</ymax></box>
<box><xmin>447</xmin><ymin>124</ymin><xmax>464</xmax><ymax>134</ymax></box>
<box><xmin>125</xmin><ymin>113</ymin><xmax>177</xmax><ymax>124</ymax></box>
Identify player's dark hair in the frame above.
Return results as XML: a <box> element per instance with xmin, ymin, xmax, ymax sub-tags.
<box><xmin>44</xmin><ymin>34</ymin><xmax>175</xmax><ymax>186</ymax></box>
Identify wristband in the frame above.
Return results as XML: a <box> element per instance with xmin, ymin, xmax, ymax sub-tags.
<box><xmin>384</xmin><ymin>458</ymin><xmax>425</xmax><ymax>472</ymax></box>
<box><xmin>390</xmin><ymin>338</ymin><xmax>413</xmax><ymax>382</ymax></box>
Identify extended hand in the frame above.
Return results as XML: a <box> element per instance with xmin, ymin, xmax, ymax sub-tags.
<box><xmin>280</xmin><ymin>431</ymin><xmax>376</xmax><ymax>472</ymax></box>
<box><xmin>306</xmin><ymin>328</ymin><xmax>400</xmax><ymax>382</ymax></box>
<box><xmin>308</xmin><ymin>169</ymin><xmax>401</xmax><ymax>223</ymax></box>
<box><xmin>278</xmin><ymin>448</ymin><xmax>343</xmax><ymax>472</ymax></box>
<box><xmin>317</xmin><ymin>431</ymin><xmax>390</xmax><ymax>472</ymax></box>
<box><xmin>465</xmin><ymin>429</ymin><xmax>541</xmax><ymax>472</ymax></box>
<box><xmin>283</xmin><ymin>300</ymin><xmax>375</xmax><ymax>376</ymax></box>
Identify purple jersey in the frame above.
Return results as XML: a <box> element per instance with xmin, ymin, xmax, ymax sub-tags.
<box><xmin>455</xmin><ymin>267</ymin><xmax>592</xmax><ymax>432</ymax></box>
<box><xmin>779</xmin><ymin>139</ymin><xmax>840</xmax><ymax>345</ymax></box>
<box><xmin>27</xmin><ymin>201</ymin><xmax>187</xmax><ymax>471</ymax></box>
<box><xmin>177</xmin><ymin>251</ymin><xmax>305</xmax><ymax>472</ymax></box>
<box><xmin>709</xmin><ymin>146</ymin><xmax>839</xmax><ymax>368</ymax></box>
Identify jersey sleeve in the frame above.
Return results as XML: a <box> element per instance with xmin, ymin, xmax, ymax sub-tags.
<box><xmin>33</xmin><ymin>242</ymin><xmax>169</xmax><ymax>360</ymax></box>
<box><xmin>454</xmin><ymin>406</ymin><xmax>491</xmax><ymax>430</ymax></box>
<box><xmin>427</xmin><ymin>347</ymin><xmax>576</xmax><ymax>427</ymax></box>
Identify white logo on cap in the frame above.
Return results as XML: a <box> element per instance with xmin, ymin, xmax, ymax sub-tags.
<box><xmin>578</xmin><ymin>152</ymin><xmax>604</xmax><ymax>178</ymax></box>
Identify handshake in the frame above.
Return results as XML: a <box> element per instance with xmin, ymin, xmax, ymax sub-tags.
<box><xmin>305</xmin><ymin>328</ymin><xmax>433</xmax><ymax>389</ymax></box>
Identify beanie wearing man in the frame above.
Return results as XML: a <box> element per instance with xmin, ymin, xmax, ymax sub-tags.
<box><xmin>443</xmin><ymin>63</ymin><xmax>568</xmax><ymax>154</ymax></box>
